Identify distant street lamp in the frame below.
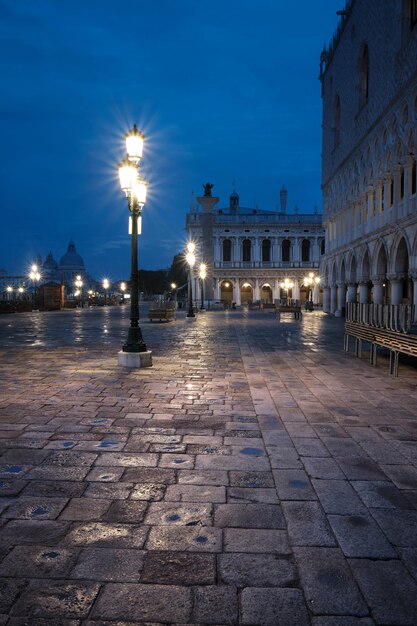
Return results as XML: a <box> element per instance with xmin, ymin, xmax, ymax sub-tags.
<box><xmin>280</xmin><ymin>278</ymin><xmax>294</xmax><ymax>304</ymax></box>
<box><xmin>18</xmin><ymin>287</ymin><xmax>24</xmax><ymax>299</ymax></box>
<box><xmin>199</xmin><ymin>263</ymin><xmax>206</xmax><ymax>310</ymax></box>
<box><xmin>170</xmin><ymin>282</ymin><xmax>177</xmax><ymax>304</ymax></box>
<box><xmin>6</xmin><ymin>286</ymin><xmax>13</xmax><ymax>301</ymax></box>
<box><xmin>186</xmin><ymin>242</ymin><xmax>196</xmax><ymax>318</ymax></box>
<box><xmin>303</xmin><ymin>272</ymin><xmax>321</xmax><ymax>310</ymax></box>
<box><xmin>29</xmin><ymin>264</ymin><xmax>41</xmax><ymax>309</ymax></box>
<box><xmin>117</xmin><ymin>124</ymin><xmax>151</xmax><ymax>368</ymax></box>
<box><xmin>74</xmin><ymin>275</ymin><xmax>83</xmax><ymax>307</ymax></box>
<box><xmin>102</xmin><ymin>278</ymin><xmax>110</xmax><ymax>305</ymax></box>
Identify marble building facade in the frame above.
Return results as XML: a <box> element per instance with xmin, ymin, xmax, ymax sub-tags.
<box><xmin>186</xmin><ymin>187</ymin><xmax>324</xmax><ymax>306</ymax></box>
<box><xmin>320</xmin><ymin>0</ymin><xmax>417</xmax><ymax>315</ymax></box>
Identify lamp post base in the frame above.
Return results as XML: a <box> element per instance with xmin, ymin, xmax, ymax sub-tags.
<box><xmin>185</xmin><ymin>315</ymin><xmax>197</xmax><ymax>321</ymax></box>
<box><xmin>117</xmin><ymin>350</ymin><xmax>152</xmax><ymax>368</ymax></box>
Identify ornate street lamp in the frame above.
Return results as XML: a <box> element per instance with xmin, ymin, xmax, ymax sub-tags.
<box><xmin>6</xmin><ymin>286</ymin><xmax>13</xmax><ymax>301</ymax></box>
<box><xmin>186</xmin><ymin>242</ymin><xmax>196</xmax><ymax>318</ymax></box>
<box><xmin>102</xmin><ymin>278</ymin><xmax>110</xmax><ymax>305</ymax></box>
<box><xmin>280</xmin><ymin>278</ymin><xmax>294</xmax><ymax>304</ymax></box>
<box><xmin>74</xmin><ymin>275</ymin><xmax>83</xmax><ymax>307</ymax></box>
<box><xmin>199</xmin><ymin>263</ymin><xmax>206</xmax><ymax>310</ymax></box>
<box><xmin>117</xmin><ymin>124</ymin><xmax>151</xmax><ymax>365</ymax></box>
<box><xmin>29</xmin><ymin>264</ymin><xmax>41</xmax><ymax>308</ymax></box>
<box><xmin>303</xmin><ymin>272</ymin><xmax>320</xmax><ymax>310</ymax></box>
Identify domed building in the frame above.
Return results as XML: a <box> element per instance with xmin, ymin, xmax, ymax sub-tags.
<box><xmin>59</xmin><ymin>239</ymin><xmax>86</xmax><ymax>288</ymax></box>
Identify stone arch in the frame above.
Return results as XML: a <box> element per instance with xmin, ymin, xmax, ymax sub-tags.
<box><xmin>240</xmin><ymin>281</ymin><xmax>254</xmax><ymax>304</ymax></box>
<box><xmin>339</xmin><ymin>258</ymin><xmax>346</xmax><ymax>283</ymax></box>
<box><xmin>260</xmin><ymin>282</ymin><xmax>273</xmax><ymax>304</ymax></box>
<box><xmin>358</xmin><ymin>247</ymin><xmax>371</xmax><ymax>281</ymax></box>
<box><xmin>373</xmin><ymin>239</ymin><xmax>389</xmax><ymax>277</ymax></box>
<box><xmin>331</xmin><ymin>260</ymin><xmax>338</xmax><ymax>286</ymax></box>
<box><xmin>220</xmin><ymin>279</ymin><xmax>234</xmax><ymax>305</ymax></box>
<box><xmin>391</xmin><ymin>232</ymin><xmax>410</xmax><ymax>275</ymax></box>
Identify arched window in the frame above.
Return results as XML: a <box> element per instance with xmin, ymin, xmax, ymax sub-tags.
<box><xmin>359</xmin><ymin>45</ymin><xmax>369</xmax><ymax>108</ymax></box>
<box><xmin>223</xmin><ymin>239</ymin><xmax>232</xmax><ymax>262</ymax></box>
<box><xmin>301</xmin><ymin>239</ymin><xmax>310</xmax><ymax>262</ymax></box>
<box><xmin>334</xmin><ymin>95</ymin><xmax>341</xmax><ymax>149</ymax></box>
<box><xmin>262</xmin><ymin>239</ymin><xmax>271</xmax><ymax>262</ymax></box>
<box><xmin>242</xmin><ymin>239</ymin><xmax>251</xmax><ymax>262</ymax></box>
<box><xmin>282</xmin><ymin>239</ymin><xmax>291</xmax><ymax>263</ymax></box>
<box><xmin>321</xmin><ymin>239</ymin><xmax>325</xmax><ymax>255</ymax></box>
<box><xmin>412</xmin><ymin>158</ymin><xmax>416</xmax><ymax>195</ymax></box>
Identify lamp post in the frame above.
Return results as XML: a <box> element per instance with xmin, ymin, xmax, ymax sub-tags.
<box><xmin>102</xmin><ymin>279</ymin><xmax>110</xmax><ymax>305</ymax></box>
<box><xmin>199</xmin><ymin>263</ymin><xmax>206</xmax><ymax>310</ymax></box>
<box><xmin>303</xmin><ymin>272</ymin><xmax>320</xmax><ymax>310</ymax></box>
<box><xmin>117</xmin><ymin>124</ymin><xmax>151</xmax><ymax>367</ymax></box>
<box><xmin>74</xmin><ymin>275</ymin><xmax>83</xmax><ymax>307</ymax></box>
<box><xmin>29</xmin><ymin>264</ymin><xmax>41</xmax><ymax>309</ymax></box>
<box><xmin>6</xmin><ymin>286</ymin><xmax>13</xmax><ymax>301</ymax></box>
<box><xmin>186</xmin><ymin>242</ymin><xmax>196</xmax><ymax>318</ymax></box>
<box><xmin>18</xmin><ymin>287</ymin><xmax>24</xmax><ymax>300</ymax></box>
<box><xmin>170</xmin><ymin>282</ymin><xmax>177</xmax><ymax>305</ymax></box>
<box><xmin>280</xmin><ymin>278</ymin><xmax>294</xmax><ymax>305</ymax></box>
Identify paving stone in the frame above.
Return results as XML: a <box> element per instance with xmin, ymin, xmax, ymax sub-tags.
<box><xmin>0</xmin><ymin>479</ymin><xmax>26</xmax><ymax>496</ymax></box>
<box><xmin>229</xmin><ymin>471</ymin><xmax>274</xmax><ymax>488</ymax></box>
<box><xmin>2</xmin><ymin>544</ymin><xmax>78</xmax><ymax>582</ymax></box>
<box><xmin>121</xmin><ymin>467</ymin><xmax>176</xmax><ymax>484</ymax></box>
<box><xmin>192</xmin><ymin>585</ymin><xmax>238</xmax><ymax>625</ymax></box>
<box><xmin>312</xmin><ymin>615</ymin><xmax>375</xmax><ymax>626</ymax></box>
<box><xmin>102</xmin><ymin>500</ymin><xmax>148</xmax><ymax>523</ymax></box>
<box><xmin>146</xmin><ymin>525</ymin><xmax>222</xmax><ymax>552</ymax></box>
<box><xmin>379</xmin><ymin>464</ymin><xmax>417</xmax><ymax>489</ymax></box>
<box><xmin>312</xmin><ymin>479</ymin><xmax>368</xmax><ymax>514</ymax></box>
<box><xmin>59</xmin><ymin>498</ymin><xmax>110</xmax><ymax>520</ymax></box>
<box><xmin>335</xmin><ymin>456</ymin><xmax>387</xmax><ymax>481</ymax></box>
<box><xmin>85</xmin><ymin>482</ymin><xmax>134</xmax><ymax>500</ymax></box>
<box><xmin>158</xmin><ymin>453</ymin><xmax>195</xmax><ymax>469</ymax></box>
<box><xmin>85</xmin><ymin>467</ymin><xmax>125</xmax><ymax>482</ymax></box>
<box><xmin>219</xmin><ymin>552</ymin><xmax>296</xmax><ymax>586</ymax></box>
<box><xmin>41</xmin><ymin>451</ymin><xmax>98</xmax><ymax>467</ymax></box>
<box><xmin>91</xmin><ymin>583</ymin><xmax>191</xmax><ymax>622</ymax></box>
<box><xmin>71</xmin><ymin>548</ymin><xmax>145</xmax><ymax>582</ymax></box>
<box><xmin>241</xmin><ymin>588</ymin><xmax>310</xmax><ymax>626</ymax></box>
<box><xmin>266</xmin><ymin>446</ymin><xmax>303</xmax><ymax>469</ymax></box>
<box><xmin>145</xmin><ymin>502</ymin><xmax>212</xmax><ymax>526</ymax></box>
<box><xmin>370</xmin><ymin>508</ymin><xmax>417</xmax><ymax>546</ymax></box>
<box><xmin>196</xmin><ymin>454</ymin><xmax>270</xmax><ymax>471</ymax></box>
<box><xmin>0</xmin><ymin>578</ymin><xmax>28</xmax><ymax>613</ymax></box>
<box><xmin>165</xmin><ymin>484</ymin><xmax>226</xmax><ymax>503</ymax></box>
<box><xmin>25</xmin><ymin>466</ymin><xmax>90</xmax><ymax>481</ymax></box>
<box><xmin>10</xmin><ymin>580</ymin><xmax>101</xmax><ymax>619</ymax></box>
<box><xmin>7</xmin><ymin>618</ymin><xmax>81</xmax><ymax>626</ymax></box>
<box><xmin>224</xmin><ymin>527</ymin><xmax>291</xmax><ymax>553</ymax></box>
<box><xmin>64</xmin><ymin>522</ymin><xmax>148</xmax><ymax>548</ymax></box>
<box><xmin>397</xmin><ymin>547</ymin><xmax>417</xmax><ymax>581</ymax></box>
<box><xmin>0</xmin><ymin>520</ymin><xmax>69</xmax><ymax>547</ymax></box>
<box><xmin>141</xmin><ymin>551</ymin><xmax>215</xmax><ymax>585</ymax></box>
<box><xmin>327</xmin><ymin>513</ymin><xmax>397</xmax><ymax>557</ymax></box>
<box><xmin>294</xmin><ymin>547</ymin><xmax>368</xmax><ymax>616</ymax></box>
<box><xmin>351</xmin><ymin>480</ymin><xmax>414</xmax><ymax>509</ymax></box>
<box><xmin>94</xmin><ymin>453</ymin><xmax>158</xmax><ymax>467</ymax></box>
<box><xmin>292</xmin><ymin>437</ymin><xmax>331</xmax><ymax>457</ymax></box>
<box><xmin>282</xmin><ymin>501</ymin><xmax>337</xmax><ymax>546</ymax></box>
<box><xmin>273</xmin><ymin>469</ymin><xmax>317</xmax><ymax>500</ymax></box>
<box><xmin>177</xmin><ymin>469</ymin><xmax>229</xmax><ymax>485</ymax></box>
<box><xmin>302</xmin><ymin>457</ymin><xmax>346</xmax><ymax>479</ymax></box>
<box><xmin>226</xmin><ymin>486</ymin><xmax>278</xmax><ymax>503</ymax></box>
<box><xmin>22</xmin><ymin>480</ymin><xmax>86</xmax><ymax>498</ymax></box>
<box><xmin>214</xmin><ymin>503</ymin><xmax>284</xmax><ymax>528</ymax></box>
<box><xmin>350</xmin><ymin>558</ymin><xmax>417</xmax><ymax>625</ymax></box>
<box><xmin>1</xmin><ymin>496</ymin><xmax>68</xmax><ymax>520</ymax></box>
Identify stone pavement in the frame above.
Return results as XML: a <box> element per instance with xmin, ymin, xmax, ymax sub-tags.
<box><xmin>1</xmin><ymin>305</ymin><xmax>417</xmax><ymax>625</ymax></box>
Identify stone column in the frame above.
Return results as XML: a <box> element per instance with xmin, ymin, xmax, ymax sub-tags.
<box><xmin>312</xmin><ymin>282</ymin><xmax>320</xmax><ymax>305</ymax></box>
<box><xmin>273</xmin><ymin>278</ymin><xmax>280</xmax><ymax>302</ymax></box>
<box><xmin>372</xmin><ymin>279</ymin><xmax>384</xmax><ymax>305</ymax></box>
<box><xmin>254</xmin><ymin>278</ymin><xmax>260</xmax><ymax>301</ymax></box>
<box><xmin>347</xmin><ymin>283</ymin><xmax>357</xmax><ymax>303</ymax></box>
<box><xmin>234</xmin><ymin>281</ymin><xmax>241</xmax><ymax>306</ymax></box>
<box><xmin>214</xmin><ymin>279</ymin><xmax>220</xmax><ymax>300</ymax></box>
<box><xmin>293</xmin><ymin>280</ymin><xmax>300</xmax><ymax>302</ymax></box>
<box><xmin>359</xmin><ymin>282</ymin><xmax>369</xmax><ymax>304</ymax></box>
<box><xmin>196</xmin><ymin>195</ymin><xmax>218</xmax><ymax>300</ymax></box>
<box><xmin>323</xmin><ymin>286</ymin><xmax>330</xmax><ymax>313</ymax></box>
<box><xmin>330</xmin><ymin>284</ymin><xmax>337</xmax><ymax>314</ymax></box>
<box><xmin>336</xmin><ymin>282</ymin><xmax>347</xmax><ymax>315</ymax></box>
<box><xmin>412</xmin><ymin>274</ymin><xmax>417</xmax><ymax>322</ymax></box>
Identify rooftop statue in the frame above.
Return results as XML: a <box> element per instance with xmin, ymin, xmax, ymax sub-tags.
<box><xmin>203</xmin><ymin>182</ymin><xmax>214</xmax><ymax>197</ymax></box>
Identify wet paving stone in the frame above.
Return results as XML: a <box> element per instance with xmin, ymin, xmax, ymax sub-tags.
<box><xmin>2</xmin><ymin>307</ymin><xmax>417</xmax><ymax>623</ymax></box>
<box><xmin>141</xmin><ymin>551</ymin><xmax>215</xmax><ymax>585</ymax></box>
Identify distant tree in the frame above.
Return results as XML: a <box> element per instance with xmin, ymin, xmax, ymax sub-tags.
<box><xmin>138</xmin><ymin>269</ymin><xmax>169</xmax><ymax>297</ymax></box>
<box><xmin>167</xmin><ymin>253</ymin><xmax>188</xmax><ymax>289</ymax></box>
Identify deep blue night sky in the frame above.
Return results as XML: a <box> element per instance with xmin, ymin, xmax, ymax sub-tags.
<box><xmin>0</xmin><ymin>0</ymin><xmax>339</xmax><ymax>280</ymax></box>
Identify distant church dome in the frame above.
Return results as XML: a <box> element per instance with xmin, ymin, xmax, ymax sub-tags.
<box><xmin>59</xmin><ymin>240</ymin><xmax>85</xmax><ymax>272</ymax></box>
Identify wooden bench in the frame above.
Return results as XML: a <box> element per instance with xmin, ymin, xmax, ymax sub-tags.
<box><xmin>276</xmin><ymin>305</ymin><xmax>302</xmax><ymax>321</ymax></box>
<box><xmin>344</xmin><ymin>321</ymin><xmax>417</xmax><ymax>376</ymax></box>
<box><xmin>148</xmin><ymin>304</ymin><xmax>176</xmax><ymax>322</ymax></box>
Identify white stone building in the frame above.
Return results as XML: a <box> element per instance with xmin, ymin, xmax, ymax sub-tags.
<box><xmin>186</xmin><ymin>186</ymin><xmax>324</xmax><ymax>306</ymax></box>
<box><xmin>320</xmin><ymin>0</ymin><xmax>417</xmax><ymax>315</ymax></box>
